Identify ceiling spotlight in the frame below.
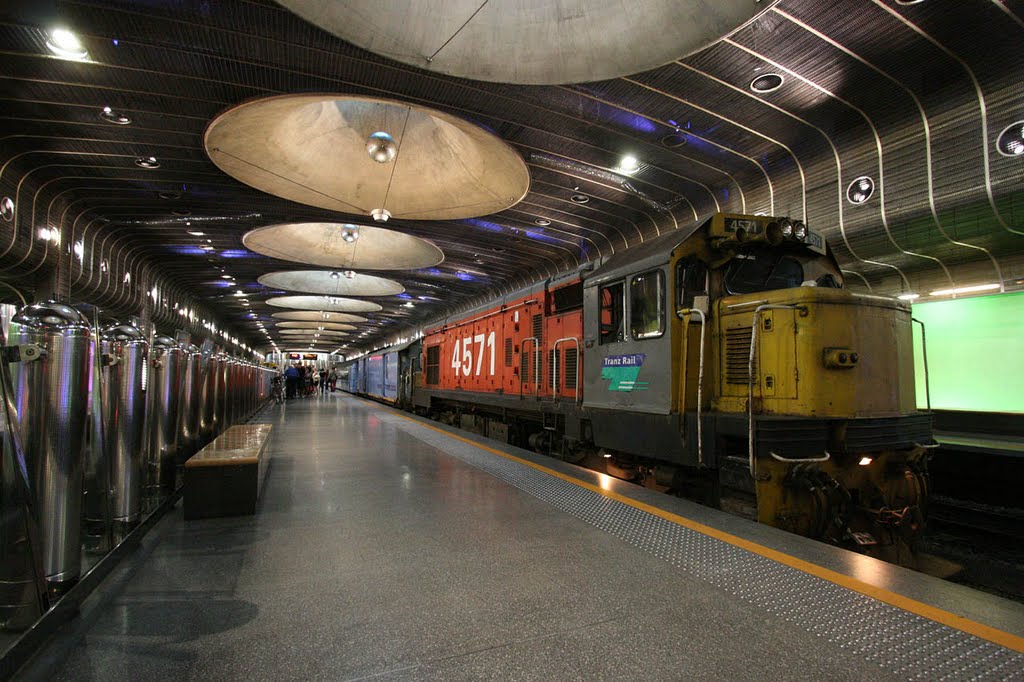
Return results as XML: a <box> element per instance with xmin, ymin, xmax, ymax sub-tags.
<box><xmin>172</xmin><ymin>209</ymin><xmax>191</xmax><ymax>216</ymax></box>
<box><xmin>996</xmin><ymin>121</ymin><xmax>1024</xmax><ymax>157</ymax></box>
<box><xmin>330</xmin><ymin>271</ymin><xmax>340</xmax><ymax>279</ymax></box>
<box><xmin>750</xmin><ymin>73</ymin><xmax>784</xmax><ymax>93</ymax></box>
<box><xmin>660</xmin><ymin>133</ymin><xmax>688</xmax><ymax>148</ymax></box>
<box><xmin>535</xmin><ymin>218</ymin><xmax>551</xmax><ymax>226</ymax></box>
<box><xmin>371</xmin><ymin>208</ymin><xmax>391</xmax><ymax>222</ymax></box>
<box><xmin>220</xmin><ymin>274</ymin><xmax>233</xmax><ymax>279</ymax></box>
<box><xmin>570</xmin><ymin>194</ymin><xmax>590</xmax><ymax>204</ymax></box>
<box><xmin>0</xmin><ymin>197</ymin><xmax>13</xmax><ymax>222</ymax></box>
<box><xmin>159</xmin><ymin>191</ymin><xmax>180</xmax><ymax>200</ymax></box>
<box><xmin>200</xmin><ymin>245</ymin><xmax>215</xmax><ymax>251</ymax></box>
<box><xmin>366</xmin><ymin>131</ymin><xmax>398</xmax><ymax>163</ymax></box>
<box><xmin>340</xmin><ymin>224</ymin><xmax>360</xmax><ymax>243</ymax></box>
<box><xmin>344</xmin><ymin>270</ymin><xmax>356</xmax><ymax>279</ymax></box>
<box><xmin>615</xmin><ymin>155</ymin><xmax>640</xmax><ymax>175</ymax></box>
<box><xmin>46</xmin><ymin>28</ymin><xmax>88</xmax><ymax>60</ymax></box>
<box><xmin>100</xmin><ymin>106</ymin><xmax>132</xmax><ymax>125</ymax></box>
<box><xmin>100</xmin><ymin>259</ymin><xmax>109</xmax><ymax>273</ymax></box>
<box><xmin>135</xmin><ymin>156</ymin><xmax>160</xmax><ymax>169</ymax></box>
<box><xmin>187</xmin><ymin>230</ymin><xmax>205</xmax><ymax>236</ymax></box>
<box><xmin>847</xmin><ymin>176</ymin><xmax>875</xmax><ymax>204</ymax></box>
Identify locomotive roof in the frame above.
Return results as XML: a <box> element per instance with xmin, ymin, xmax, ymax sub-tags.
<box><xmin>584</xmin><ymin>221</ymin><xmax>705</xmax><ymax>288</ymax></box>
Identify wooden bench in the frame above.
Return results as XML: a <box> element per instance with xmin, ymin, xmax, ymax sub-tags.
<box><xmin>184</xmin><ymin>424</ymin><xmax>273</xmax><ymax>520</ymax></box>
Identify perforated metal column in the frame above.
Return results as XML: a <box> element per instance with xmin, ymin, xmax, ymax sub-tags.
<box><xmin>377</xmin><ymin>411</ymin><xmax>1024</xmax><ymax>681</ymax></box>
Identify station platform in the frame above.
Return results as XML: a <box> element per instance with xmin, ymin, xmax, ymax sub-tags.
<box><xmin>20</xmin><ymin>394</ymin><xmax>1024</xmax><ymax>681</ymax></box>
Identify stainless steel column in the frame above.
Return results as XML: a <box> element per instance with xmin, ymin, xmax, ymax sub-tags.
<box><xmin>178</xmin><ymin>344</ymin><xmax>201</xmax><ymax>461</ymax></box>
<box><xmin>8</xmin><ymin>302</ymin><xmax>92</xmax><ymax>590</ymax></box>
<box><xmin>101</xmin><ymin>323</ymin><xmax>148</xmax><ymax>534</ymax></box>
<box><xmin>148</xmin><ymin>335</ymin><xmax>183</xmax><ymax>496</ymax></box>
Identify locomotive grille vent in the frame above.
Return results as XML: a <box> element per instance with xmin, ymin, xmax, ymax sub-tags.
<box><xmin>564</xmin><ymin>347</ymin><xmax>578</xmax><ymax>390</ymax></box>
<box><xmin>504</xmin><ymin>338</ymin><xmax>513</xmax><ymax>367</ymax></box>
<box><xmin>532</xmin><ymin>314</ymin><xmax>543</xmax><ymax>343</ymax></box>
<box><xmin>521</xmin><ymin>349</ymin><xmax>531</xmax><ymax>383</ymax></box>
<box><xmin>725</xmin><ymin>327</ymin><xmax>755</xmax><ymax>385</ymax></box>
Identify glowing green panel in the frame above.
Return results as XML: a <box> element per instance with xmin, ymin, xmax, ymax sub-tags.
<box><xmin>912</xmin><ymin>292</ymin><xmax>1024</xmax><ymax>413</ymax></box>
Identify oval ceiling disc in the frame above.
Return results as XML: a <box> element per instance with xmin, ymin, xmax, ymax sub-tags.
<box><xmin>276</xmin><ymin>321</ymin><xmax>357</xmax><ymax>332</ymax></box>
<box><xmin>283</xmin><ymin>348</ymin><xmax>334</xmax><ymax>354</ymax></box>
<box><xmin>244</xmin><ymin>222</ymin><xmax>443</xmax><ymax>271</ymax></box>
<box><xmin>266</xmin><ymin>295</ymin><xmax>382</xmax><ymax>313</ymax></box>
<box><xmin>206</xmin><ymin>94</ymin><xmax>530</xmax><ymax>218</ymax></box>
<box><xmin>276</xmin><ymin>1</ymin><xmax>770</xmax><ymax>85</ymax></box>
<box><xmin>278</xmin><ymin>327</ymin><xmax>350</xmax><ymax>335</ymax></box>
<box><xmin>272</xmin><ymin>310</ymin><xmax>368</xmax><ymax>323</ymax></box>
<box><xmin>258</xmin><ymin>270</ymin><xmax>405</xmax><ymax>297</ymax></box>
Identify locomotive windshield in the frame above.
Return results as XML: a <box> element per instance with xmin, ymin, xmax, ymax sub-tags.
<box><xmin>724</xmin><ymin>249</ymin><xmax>805</xmax><ymax>294</ymax></box>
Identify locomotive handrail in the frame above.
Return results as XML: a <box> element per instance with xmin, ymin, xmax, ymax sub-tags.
<box><xmin>678</xmin><ymin>309</ymin><xmax>707</xmax><ymax>468</ymax></box>
<box><xmin>551</xmin><ymin>337</ymin><xmax>581</xmax><ymax>404</ymax></box>
<box><xmin>748</xmin><ymin>304</ymin><xmax>807</xmax><ymax>477</ymax></box>
<box><xmin>520</xmin><ymin>336</ymin><xmax>541</xmax><ymax>398</ymax></box>
<box><xmin>911</xmin><ymin>317</ymin><xmax>931</xmax><ymax>411</ymax></box>
<box><xmin>770</xmin><ymin>451</ymin><xmax>831</xmax><ymax>463</ymax></box>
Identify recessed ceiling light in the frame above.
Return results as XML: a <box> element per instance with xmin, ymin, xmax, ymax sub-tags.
<box><xmin>660</xmin><ymin>133</ymin><xmax>687</xmax><ymax>148</ymax></box>
<box><xmin>171</xmin><ymin>209</ymin><xmax>191</xmax><ymax>216</ymax></box>
<box><xmin>534</xmin><ymin>218</ymin><xmax>551</xmax><ymax>226</ymax></box>
<box><xmin>0</xmin><ymin>197</ymin><xmax>13</xmax><ymax>222</ymax></box>
<box><xmin>996</xmin><ymin>121</ymin><xmax>1024</xmax><ymax>157</ymax></box>
<box><xmin>750</xmin><ymin>73</ymin><xmax>784</xmax><ymax>94</ymax></box>
<box><xmin>200</xmin><ymin>245</ymin><xmax>215</xmax><ymax>251</ymax></box>
<box><xmin>135</xmin><ymin>156</ymin><xmax>160</xmax><ymax>169</ymax></box>
<box><xmin>846</xmin><ymin>176</ymin><xmax>875</xmax><ymax>205</ymax></box>
<box><xmin>894</xmin><ymin>0</ymin><xmax>926</xmax><ymax>4</ymax></box>
<box><xmin>46</xmin><ymin>28</ymin><xmax>88</xmax><ymax>61</ymax></box>
<box><xmin>159</xmin><ymin>191</ymin><xmax>180</xmax><ymax>200</ymax></box>
<box><xmin>220</xmin><ymin>274</ymin><xmax>233</xmax><ymax>279</ymax></box>
<box><xmin>100</xmin><ymin>106</ymin><xmax>131</xmax><ymax>125</ymax></box>
<box><xmin>570</xmin><ymin>194</ymin><xmax>590</xmax><ymax>204</ymax></box>
<box><xmin>187</xmin><ymin>230</ymin><xmax>205</xmax><ymax>236</ymax></box>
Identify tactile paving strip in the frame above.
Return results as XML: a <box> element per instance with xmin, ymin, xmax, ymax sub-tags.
<box><xmin>375</xmin><ymin>410</ymin><xmax>1024</xmax><ymax>681</ymax></box>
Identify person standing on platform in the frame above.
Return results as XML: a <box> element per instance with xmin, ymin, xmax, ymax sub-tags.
<box><xmin>319</xmin><ymin>368</ymin><xmax>329</xmax><ymax>393</ymax></box>
<box><xmin>328</xmin><ymin>368</ymin><xmax>338</xmax><ymax>392</ymax></box>
<box><xmin>311</xmin><ymin>368</ymin><xmax>320</xmax><ymax>395</ymax></box>
<box><xmin>284</xmin><ymin>364</ymin><xmax>300</xmax><ymax>399</ymax></box>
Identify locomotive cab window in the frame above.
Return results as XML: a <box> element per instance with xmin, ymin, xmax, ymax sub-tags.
<box><xmin>630</xmin><ymin>270</ymin><xmax>664</xmax><ymax>340</ymax></box>
<box><xmin>676</xmin><ymin>260</ymin><xmax>708</xmax><ymax>317</ymax></box>
<box><xmin>724</xmin><ymin>249</ymin><xmax>804</xmax><ymax>295</ymax></box>
<box><xmin>598</xmin><ymin>282</ymin><xmax>624</xmax><ymax>345</ymax></box>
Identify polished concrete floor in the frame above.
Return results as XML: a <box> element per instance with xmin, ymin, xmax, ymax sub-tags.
<box><xmin>22</xmin><ymin>393</ymin><xmax>911</xmax><ymax>681</ymax></box>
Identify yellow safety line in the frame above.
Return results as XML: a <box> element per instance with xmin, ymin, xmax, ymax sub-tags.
<box><xmin>380</xmin><ymin>405</ymin><xmax>1024</xmax><ymax>653</ymax></box>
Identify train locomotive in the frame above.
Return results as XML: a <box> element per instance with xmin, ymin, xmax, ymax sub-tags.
<box><xmin>349</xmin><ymin>212</ymin><xmax>933</xmax><ymax>560</ymax></box>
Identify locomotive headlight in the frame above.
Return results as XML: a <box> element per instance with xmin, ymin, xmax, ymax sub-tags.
<box><xmin>793</xmin><ymin>221</ymin><xmax>808</xmax><ymax>240</ymax></box>
<box><xmin>779</xmin><ymin>218</ymin><xmax>793</xmax><ymax>237</ymax></box>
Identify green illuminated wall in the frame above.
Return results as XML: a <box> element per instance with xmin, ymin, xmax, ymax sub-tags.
<box><xmin>912</xmin><ymin>291</ymin><xmax>1024</xmax><ymax>413</ymax></box>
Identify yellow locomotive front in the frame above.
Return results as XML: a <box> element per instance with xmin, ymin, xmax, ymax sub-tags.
<box><xmin>698</xmin><ymin>215</ymin><xmax>931</xmax><ymax>559</ymax></box>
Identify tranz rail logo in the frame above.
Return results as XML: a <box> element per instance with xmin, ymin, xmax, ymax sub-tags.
<box><xmin>601</xmin><ymin>353</ymin><xmax>648</xmax><ymax>392</ymax></box>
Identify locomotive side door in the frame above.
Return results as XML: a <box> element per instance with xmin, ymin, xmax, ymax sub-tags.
<box><xmin>582</xmin><ymin>267</ymin><xmax>673</xmax><ymax>415</ymax></box>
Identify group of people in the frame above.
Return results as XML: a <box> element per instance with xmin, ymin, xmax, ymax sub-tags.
<box><xmin>282</xmin><ymin>364</ymin><xmax>338</xmax><ymax>399</ymax></box>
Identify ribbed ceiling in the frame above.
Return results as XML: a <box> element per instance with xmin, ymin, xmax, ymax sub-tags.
<box><xmin>0</xmin><ymin>0</ymin><xmax>1021</xmax><ymax>355</ymax></box>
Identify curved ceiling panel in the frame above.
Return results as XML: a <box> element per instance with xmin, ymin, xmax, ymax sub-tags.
<box><xmin>258</xmin><ymin>270</ymin><xmax>405</xmax><ymax>297</ymax></box>
<box><xmin>276</xmin><ymin>321</ymin><xmax>358</xmax><ymax>332</ymax></box>
<box><xmin>206</xmin><ymin>94</ymin><xmax>530</xmax><ymax>219</ymax></box>
<box><xmin>243</xmin><ymin>223</ymin><xmax>444</xmax><ymax>271</ymax></box>
<box><xmin>278</xmin><ymin>327</ymin><xmax>349</xmax><ymax>335</ymax></box>
<box><xmin>265</xmin><ymin>295</ymin><xmax>383</xmax><ymax>313</ymax></box>
<box><xmin>277</xmin><ymin>0</ymin><xmax>772</xmax><ymax>85</ymax></box>
<box><xmin>272</xmin><ymin>311</ymin><xmax>370</xmax><ymax>324</ymax></box>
